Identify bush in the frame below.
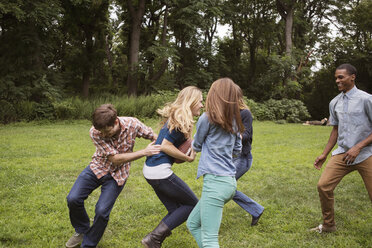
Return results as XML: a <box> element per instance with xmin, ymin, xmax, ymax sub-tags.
<box><xmin>34</xmin><ymin>102</ymin><xmax>56</xmax><ymax>120</ymax></box>
<box><xmin>53</xmin><ymin>101</ymin><xmax>76</xmax><ymax>120</ymax></box>
<box><xmin>15</xmin><ymin>101</ymin><xmax>37</xmax><ymax>121</ymax></box>
<box><xmin>1</xmin><ymin>91</ymin><xmax>310</xmax><ymax>124</ymax></box>
<box><xmin>0</xmin><ymin>100</ymin><xmax>17</xmax><ymax>124</ymax></box>
<box><xmin>51</xmin><ymin>92</ymin><xmax>179</xmax><ymax>122</ymax></box>
<box><xmin>246</xmin><ymin>98</ymin><xmax>310</xmax><ymax>123</ymax></box>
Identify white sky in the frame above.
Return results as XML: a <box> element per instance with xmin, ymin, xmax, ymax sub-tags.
<box><xmin>216</xmin><ymin>24</ymin><xmax>231</xmax><ymax>38</ymax></box>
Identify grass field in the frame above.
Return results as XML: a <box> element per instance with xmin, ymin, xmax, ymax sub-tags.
<box><xmin>0</xmin><ymin>120</ymin><xmax>371</xmax><ymax>248</ymax></box>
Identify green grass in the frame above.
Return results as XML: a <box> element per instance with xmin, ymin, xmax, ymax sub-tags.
<box><xmin>0</xmin><ymin>120</ymin><xmax>371</xmax><ymax>248</ymax></box>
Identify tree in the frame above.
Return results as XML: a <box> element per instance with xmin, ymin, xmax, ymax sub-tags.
<box><xmin>125</xmin><ymin>0</ymin><xmax>145</xmax><ymax>96</ymax></box>
<box><xmin>222</xmin><ymin>0</ymin><xmax>277</xmax><ymax>89</ymax></box>
<box><xmin>140</xmin><ymin>1</ymin><xmax>171</xmax><ymax>93</ymax></box>
<box><xmin>305</xmin><ymin>0</ymin><xmax>372</xmax><ymax>118</ymax></box>
<box><xmin>61</xmin><ymin>0</ymin><xmax>110</xmax><ymax>97</ymax></box>
<box><xmin>168</xmin><ymin>0</ymin><xmax>213</xmax><ymax>89</ymax></box>
<box><xmin>276</xmin><ymin>0</ymin><xmax>296</xmax><ymax>56</ymax></box>
<box><xmin>0</xmin><ymin>0</ymin><xmax>63</xmax><ymax>103</ymax></box>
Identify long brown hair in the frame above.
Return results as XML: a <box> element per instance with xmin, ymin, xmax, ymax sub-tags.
<box><xmin>205</xmin><ymin>78</ymin><xmax>244</xmax><ymax>133</ymax></box>
<box><xmin>236</xmin><ymin>84</ymin><xmax>250</xmax><ymax>110</ymax></box>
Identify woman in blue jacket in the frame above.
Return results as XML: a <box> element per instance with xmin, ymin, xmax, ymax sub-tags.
<box><xmin>187</xmin><ymin>78</ymin><xmax>244</xmax><ymax>248</ymax></box>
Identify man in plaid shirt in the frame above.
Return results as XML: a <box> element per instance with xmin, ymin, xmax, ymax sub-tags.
<box><xmin>66</xmin><ymin>104</ymin><xmax>161</xmax><ymax>248</ymax></box>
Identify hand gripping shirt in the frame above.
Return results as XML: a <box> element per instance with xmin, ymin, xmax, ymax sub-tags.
<box><xmin>328</xmin><ymin>86</ymin><xmax>372</xmax><ymax>165</ymax></box>
<box><xmin>89</xmin><ymin>117</ymin><xmax>155</xmax><ymax>186</ymax></box>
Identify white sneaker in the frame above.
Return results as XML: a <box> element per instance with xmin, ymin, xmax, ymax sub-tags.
<box><xmin>66</xmin><ymin>232</ymin><xmax>83</xmax><ymax>248</ymax></box>
<box><xmin>310</xmin><ymin>224</ymin><xmax>336</xmax><ymax>233</ymax></box>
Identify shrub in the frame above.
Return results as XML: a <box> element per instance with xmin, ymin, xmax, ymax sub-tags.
<box><xmin>0</xmin><ymin>100</ymin><xmax>16</xmax><ymax>124</ymax></box>
<box><xmin>245</xmin><ymin>98</ymin><xmax>310</xmax><ymax>123</ymax></box>
<box><xmin>34</xmin><ymin>102</ymin><xmax>56</xmax><ymax>120</ymax></box>
<box><xmin>53</xmin><ymin>101</ymin><xmax>76</xmax><ymax>120</ymax></box>
<box><xmin>15</xmin><ymin>101</ymin><xmax>37</xmax><ymax>121</ymax></box>
<box><xmin>1</xmin><ymin>91</ymin><xmax>310</xmax><ymax>124</ymax></box>
<box><xmin>50</xmin><ymin>92</ymin><xmax>179</xmax><ymax>122</ymax></box>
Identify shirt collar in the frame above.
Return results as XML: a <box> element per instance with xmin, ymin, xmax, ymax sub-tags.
<box><xmin>343</xmin><ymin>86</ymin><xmax>357</xmax><ymax>99</ymax></box>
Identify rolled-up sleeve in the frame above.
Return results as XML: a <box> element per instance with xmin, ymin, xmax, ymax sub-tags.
<box><xmin>133</xmin><ymin>118</ymin><xmax>155</xmax><ymax>140</ymax></box>
<box><xmin>193</xmin><ymin>113</ymin><xmax>209</xmax><ymax>152</ymax></box>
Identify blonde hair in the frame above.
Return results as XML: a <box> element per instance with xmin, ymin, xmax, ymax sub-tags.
<box><xmin>205</xmin><ymin>78</ymin><xmax>244</xmax><ymax>133</ymax></box>
<box><xmin>157</xmin><ymin>86</ymin><xmax>202</xmax><ymax>139</ymax></box>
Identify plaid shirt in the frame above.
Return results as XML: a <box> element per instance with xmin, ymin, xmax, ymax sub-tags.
<box><xmin>89</xmin><ymin>117</ymin><xmax>155</xmax><ymax>186</ymax></box>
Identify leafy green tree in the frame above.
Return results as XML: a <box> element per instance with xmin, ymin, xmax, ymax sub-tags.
<box><xmin>167</xmin><ymin>0</ymin><xmax>214</xmax><ymax>89</ymax></box>
<box><xmin>221</xmin><ymin>0</ymin><xmax>278</xmax><ymax>91</ymax></box>
<box><xmin>276</xmin><ymin>0</ymin><xmax>297</xmax><ymax>56</ymax></box>
<box><xmin>139</xmin><ymin>1</ymin><xmax>174</xmax><ymax>93</ymax></box>
<box><xmin>0</xmin><ymin>0</ymin><xmax>63</xmax><ymax>103</ymax></box>
<box><xmin>305</xmin><ymin>0</ymin><xmax>371</xmax><ymax>119</ymax></box>
<box><xmin>61</xmin><ymin>0</ymin><xmax>110</xmax><ymax>97</ymax></box>
<box><xmin>124</xmin><ymin>0</ymin><xmax>145</xmax><ymax>96</ymax></box>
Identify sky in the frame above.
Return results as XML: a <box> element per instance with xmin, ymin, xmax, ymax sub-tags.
<box><xmin>216</xmin><ymin>24</ymin><xmax>231</xmax><ymax>38</ymax></box>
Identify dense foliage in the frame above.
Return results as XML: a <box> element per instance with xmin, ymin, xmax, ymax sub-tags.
<box><xmin>1</xmin><ymin>0</ymin><xmax>371</xmax><ymax>123</ymax></box>
<box><xmin>0</xmin><ymin>90</ymin><xmax>309</xmax><ymax>123</ymax></box>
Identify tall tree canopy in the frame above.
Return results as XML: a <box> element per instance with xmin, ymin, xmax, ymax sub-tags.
<box><xmin>0</xmin><ymin>0</ymin><xmax>370</xmax><ymax>120</ymax></box>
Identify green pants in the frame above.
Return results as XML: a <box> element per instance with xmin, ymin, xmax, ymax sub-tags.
<box><xmin>187</xmin><ymin>174</ymin><xmax>236</xmax><ymax>248</ymax></box>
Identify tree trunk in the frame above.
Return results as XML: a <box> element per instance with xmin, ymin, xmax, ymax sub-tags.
<box><xmin>176</xmin><ymin>39</ymin><xmax>186</xmax><ymax>89</ymax></box>
<box><xmin>127</xmin><ymin>0</ymin><xmax>145</xmax><ymax>96</ymax></box>
<box><xmin>82</xmin><ymin>69</ymin><xmax>90</xmax><ymax>98</ymax></box>
<box><xmin>284</xmin><ymin>8</ymin><xmax>293</xmax><ymax>56</ymax></box>
<box><xmin>82</xmin><ymin>31</ymin><xmax>93</xmax><ymax>98</ymax></box>
<box><xmin>149</xmin><ymin>4</ymin><xmax>169</xmax><ymax>82</ymax></box>
<box><xmin>105</xmin><ymin>35</ymin><xmax>116</xmax><ymax>88</ymax></box>
<box><xmin>249</xmin><ymin>41</ymin><xmax>256</xmax><ymax>81</ymax></box>
<box><xmin>276</xmin><ymin>0</ymin><xmax>295</xmax><ymax>56</ymax></box>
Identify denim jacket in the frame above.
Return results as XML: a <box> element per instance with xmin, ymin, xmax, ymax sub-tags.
<box><xmin>192</xmin><ymin>112</ymin><xmax>242</xmax><ymax>178</ymax></box>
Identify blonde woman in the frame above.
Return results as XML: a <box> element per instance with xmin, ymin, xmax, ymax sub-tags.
<box><xmin>142</xmin><ymin>86</ymin><xmax>203</xmax><ymax>248</ymax></box>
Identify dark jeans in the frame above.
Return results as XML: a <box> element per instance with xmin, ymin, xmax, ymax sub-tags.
<box><xmin>66</xmin><ymin>166</ymin><xmax>124</xmax><ymax>248</ymax></box>
<box><xmin>232</xmin><ymin>152</ymin><xmax>264</xmax><ymax>218</ymax></box>
<box><xmin>146</xmin><ymin>173</ymin><xmax>199</xmax><ymax>230</ymax></box>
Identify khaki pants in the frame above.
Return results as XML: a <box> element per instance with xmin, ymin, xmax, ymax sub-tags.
<box><xmin>317</xmin><ymin>154</ymin><xmax>372</xmax><ymax>227</ymax></box>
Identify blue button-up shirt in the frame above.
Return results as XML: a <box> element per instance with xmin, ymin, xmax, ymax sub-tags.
<box><xmin>192</xmin><ymin>112</ymin><xmax>242</xmax><ymax>178</ymax></box>
<box><xmin>329</xmin><ymin>86</ymin><xmax>372</xmax><ymax>165</ymax></box>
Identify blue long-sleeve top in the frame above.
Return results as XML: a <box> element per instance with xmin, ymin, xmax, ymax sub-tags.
<box><xmin>192</xmin><ymin>112</ymin><xmax>242</xmax><ymax>179</ymax></box>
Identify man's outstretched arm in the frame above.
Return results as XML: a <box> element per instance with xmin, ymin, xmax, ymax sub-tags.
<box><xmin>108</xmin><ymin>141</ymin><xmax>161</xmax><ymax>165</ymax></box>
<box><xmin>314</xmin><ymin>125</ymin><xmax>338</xmax><ymax>170</ymax></box>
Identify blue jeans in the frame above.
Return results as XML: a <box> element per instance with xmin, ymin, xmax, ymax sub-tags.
<box><xmin>233</xmin><ymin>153</ymin><xmax>264</xmax><ymax>218</ymax></box>
<box><xmin>66</xmin><ymin>166</ymin><xmax>124</xmax><ymax>248</ymax></box>
<box><xmin>187</xmin><ymin>174</ymin><xmax>236</xmax><ymax>248</ymax></box>
<box><xmin>146</xmin><ymin>173</ymin><xmax>198</xmax><ymax>230</ymax></box>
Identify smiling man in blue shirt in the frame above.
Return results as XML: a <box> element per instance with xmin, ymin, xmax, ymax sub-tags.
<box><xmin>310</xmin><ymin>64</ymin><xmax>372</xmax><ymax>233</ymax></box>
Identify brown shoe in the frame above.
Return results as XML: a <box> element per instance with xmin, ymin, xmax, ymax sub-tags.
<box><xmin>251</xmin><ymin>210</ymin><xmax>264</xmax><ymax>226</ymax></box>
<box><xmin>66</xmin><ymin>232</ymin><xmax>83</xmax><ymax>247</ymax></box>
<box><xmin>310</xmin><ymin>224</ymin><xmax>336</xmax><ymax>233</ymax></box>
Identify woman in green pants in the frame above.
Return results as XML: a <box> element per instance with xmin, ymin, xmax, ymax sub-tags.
<box><xmin>187</xmin><ymin>78</ymin><xmax>244</xmax><ymax>248</ymax></box>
